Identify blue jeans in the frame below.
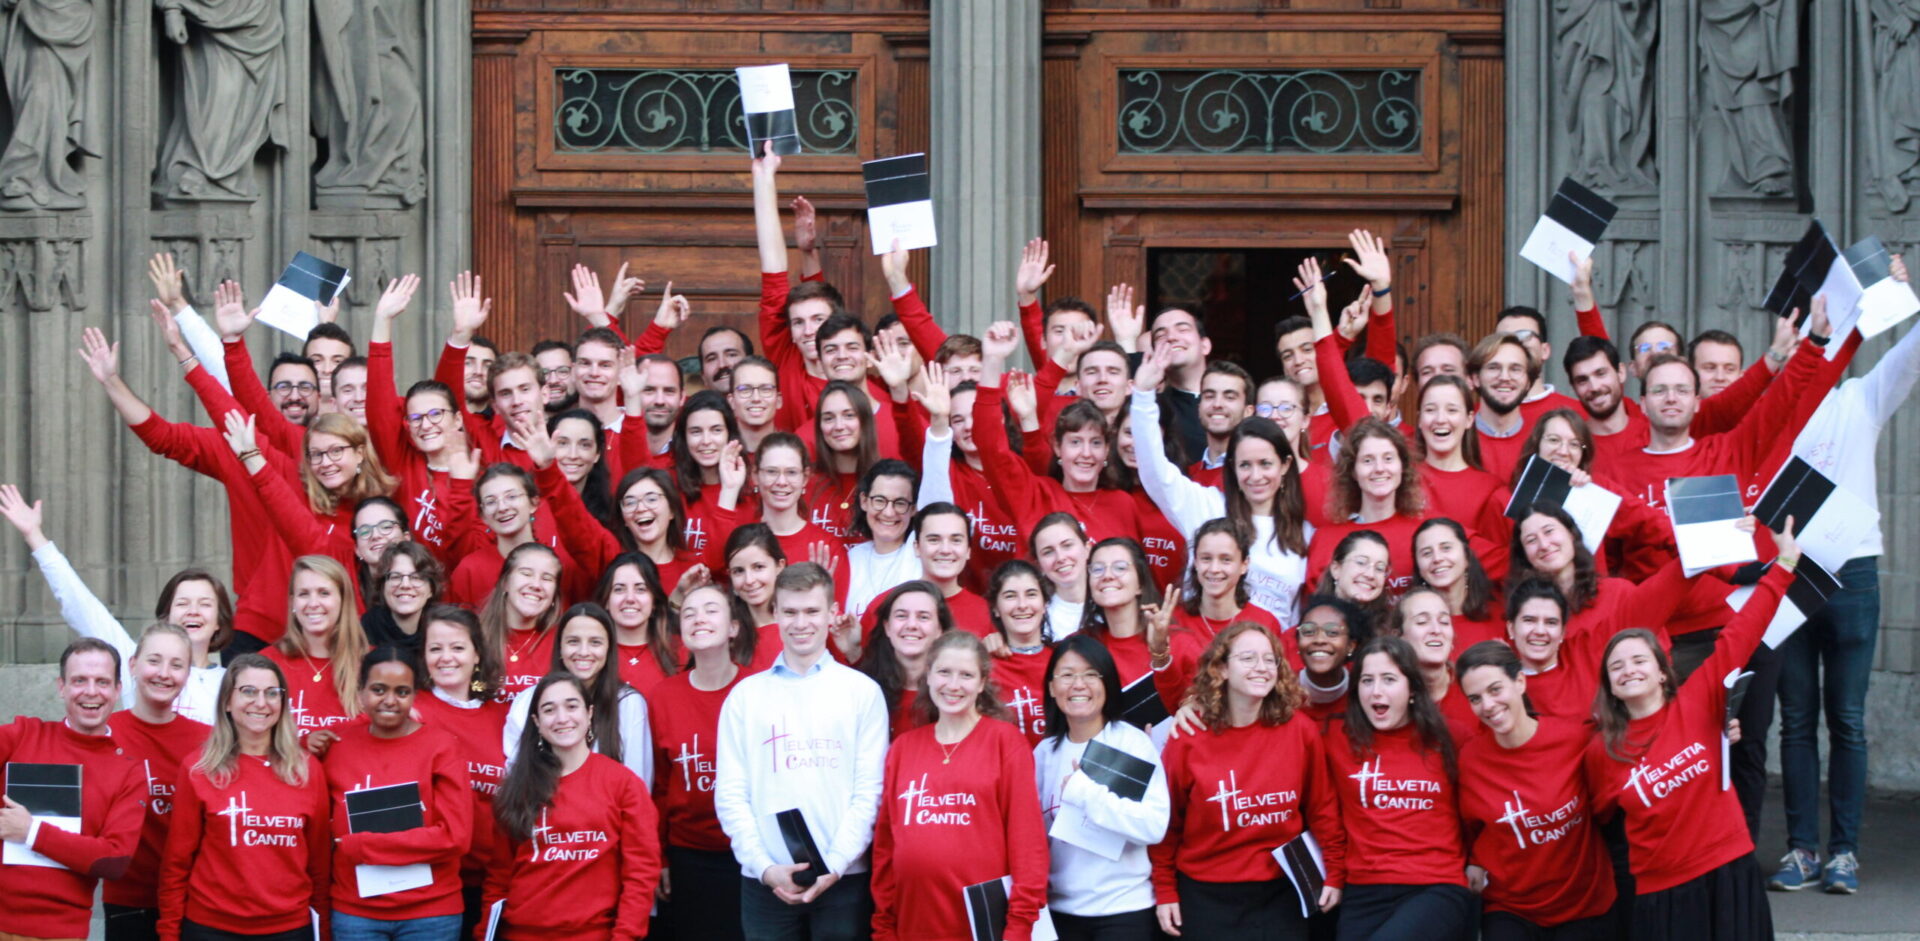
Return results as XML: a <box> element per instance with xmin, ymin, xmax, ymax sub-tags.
<box><xmin>330</xmin><ymin>911</ymin><xmax>461</xmax><ymax>941</ymax></box>
<box><xmin>1777</xmin><ymin>555</ymin><xmax>1879</xmax><ymax>856</ymax></box>
<box><xmin>739</xmin><ymin>871</ymin><xmax>872</xmax><ymax>941</ymax></box>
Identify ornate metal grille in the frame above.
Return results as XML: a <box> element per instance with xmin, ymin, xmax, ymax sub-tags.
<box><xmin>1116</xmin><ymin>69</ymin><xmax>1421</xmax><ymax>155</ymax></box>
<box><xmin>554</xmin><ymin>69</ymin><xmax>858</xmax><ymax>154</ymax></box>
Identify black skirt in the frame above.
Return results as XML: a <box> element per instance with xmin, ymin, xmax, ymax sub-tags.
<box><xmin>1481</xmin><ymin>909</ymin><xmax>1610</xmax><ymax>941</ymax></box>
<box><xmin>1175</xmin><ymin>874</ymin><xmax>1308</xmax><ymax>941</ymax></box>
<box><xmin>1630</xmin><ymin>855</ymin><xmax>1773</xmax><ymax>941</ymax></box>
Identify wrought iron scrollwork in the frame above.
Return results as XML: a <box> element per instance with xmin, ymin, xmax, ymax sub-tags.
<box><xmin>1117</xmin><ymin>69</ymin><xmax>1421</xmax><ymax>155</ymax></box>
<box><xmin>554</xmin><ymin>69</ymin><xmax>858</xmax><ymax>154</ymax></box>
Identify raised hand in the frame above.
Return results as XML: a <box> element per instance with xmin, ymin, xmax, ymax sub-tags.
<box><xmin>1142</xmin><ymin>583</ymin><xmax>1176</xmax><ymax>656</ymax></box>
<box><xmin>1771</xmin><ymin>514</ymin><xmax>1801</xmax><ymax>567</ymax></box>
<box><xmin>375</xmin><ymin>273</ymin><xmax>421</xmax><ymax>321</ymax></box>
<box><xmin>605</xmin><ymin>262</ymin><xmax>645</xmax><ymax>318</ymax></box>
<box><xmin>220</xmin><ymin>410</ymin><xmax>258</xmax><ymax>457</ymax></box>
<box><xmin>913</xmin><ymin>362</ymin><xmax>951</xmax><ymax>424</ymax></box>
<box><xmin>1052</xmin><ymin>318</ymin><xmax>1100</xmax><ymax>371</ymax></box>
<box><xmin>564</xmin><ymin>263</ymin><xmax>609</xmax><ymax>327</ymax></box>
<box><xmin>1893</xmin><ymin>253</ymin><xmax>1909</xmax><ymax>283</ymax></box>
<box><xmin>510</xmin><ymin>412</ymin><xmax>555</xmax><ymax>468</ymax></box>
<box><xmin>1766</xmin><ymin>312</ymin><xmax>1800</xmax><ymax>371</ymax></box>
<box><xmin>981</xmin><ymin>320</ymin><xmax>1021</xmax><ymax>366</ymax></box>
<box><xmin>1106</xmin><ymin>283</ymin><xmax>1145</xmax><ymax>350</ymax></box>
<box><xmin>1292</xmin><ymin>256</ymin><xmax>1328</xmax><ymax>317</ymax></box>
<box><xmin>792</xmin><ymin>195</ymin><xmax>818</xmax><ymax>253</ymax></box>
<box><xmin>1809</xmin><ymin>294</ymin><xmax>1832</xmax><ymax>339</ymax></box>
<box><xmin>1569</xmin><ymin>252</ymin><xmax>1597</xmax><ymax>312</ymax></box>
<box><xmin>1132</xmin><ymin>335</ymin><xmax>1172</xmax><ymax>393</ymax></box>
<box><xmin>617</xmin><ymin>346</ymin><xmax>644</xmax><ymax>401</ymax></box>
<box><xmin>1335</xmin><ymin>294</ymin><xmax>1370</xmax><ymax>342</ymax></box>
<box><xmin>717</xmin><ymin>440</ymin><xmax>748</xmax><ymax>496</ymax></box>
<box><xmin>869</xmin><ymin>331</ymin><xmax>916</xmax><ymax>394</ymax></box>
<box><xmin>149</xmin><ymin>299</ymin><xmax>194</xmax><ymax>362</ymax></box>
<box><xmin>1014</xmin><ymin>237</ymin><xmax>1055</xmax><ymax>304</ymax></box>
<box><xmin>808</xmin><ymin>540</ymin><xmax>841</xmax><ymax>580</ymax></box>
<box><xmin>1342</xmin><ymin>229</ymin><xmax>1392</xmax><ymax>292</ymax></box>
<box><xmin>315</xmin><ymin>293</ymin><xmax>341</xmax><ymax>325</ymax></box>
<box><xmin>76</xmin><ymin>327</ymin><xmax>120</xmax><ymax>384</ymax></box>
<box><xmin>751</xmin><ymin>139</ymin><xmax>782</xmax><ymax>179</ymax></box>
<box><xmin>0</xmin><ymin>484</ymin><xmax>46</xmax><ymax>545</ymax></box>
<box><xmin>449</xmin><ymin>271</ymin><xmax>491</xmax><ymax>341</ymax></box>
<box><xmin>828</xmin><ymin>603</ymin><xmax>862</xmax><ymax>661</ymax></box>
<box><xmin>446</xmin><ymin>446</ymin><xmax>483</xmax><ymax>481</ymax></box>
<box><xmin>1004</xmin><ymin>370</ymin><xmax>1038</xmax><ymax>425</ymax></box>
<box><xmin>147</xmin><ymin>252</ymin><xmax>188</xmax><ymax>313</ymax></box>
<box><xmin>211</xmin><ymin>280</ymin><xmax>255</xmax><ymax>340</ymax></box>
<box><xmin>880</xmin><ymin>239</ymin><xmax>911</xmax><ymax>295</ymax></box>
<box><xmin>653</xmin><ymin>281</ymin><xmax>690</xmax><ymax>332</ymax></box>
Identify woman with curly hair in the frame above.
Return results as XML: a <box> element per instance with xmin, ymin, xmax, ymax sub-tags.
<box><xmin>1151</xmin><ymin>622</ymin><xmax>1345</xmax><ymax>939</ymax></box>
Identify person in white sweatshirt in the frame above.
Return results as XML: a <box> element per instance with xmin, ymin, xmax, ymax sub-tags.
<box><xmin>1769</xmin><ymin>258</ymin><xmax>1918</xmax><ymax>896</ymax></box>
<box><xmin>715</xmin><ymin>561</ymin><xmax>888</xmax><ymax>938</ymax></box>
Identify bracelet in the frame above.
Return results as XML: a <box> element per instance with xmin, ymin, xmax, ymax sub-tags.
<box><xmin>236</xmin><ymin>449</ymin><xmax>261</xmax><ymax>463</ymax></box>
<box><xmin>1808</xmin><ymin>333</ymin><xmax>1830</xmax><ymax>347</ymax></box>
<box><xmin>1371</xmin><ymin>285</ymin><xmax>1392</xmax><ymax>297</ymax></box>
<box><xmin>1766</xmin><ymin>349</ymin><xmax>1787</xmax><ymax>365</ymax></box>
<box><xmin>1777</xmin><ymin>555</ymin><xmax>1798</xmax><ymax>573</ymax></box>
<box><xmin>177</xmin><ymin>355</ymin><xmax>198</xmax><ymax>368</ymax></box>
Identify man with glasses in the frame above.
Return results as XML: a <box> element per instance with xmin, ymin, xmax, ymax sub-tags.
<box><xmin>1466</xmin><ymin>333</ymin><xmax>1539</xmax><ymax>483</ymax></box>
<box><xmin>530</xmin><ymin>339</ymin><xmax>578</xmax><ymax>415</ymax></box>
<box><xmin>1492</xmin><ymin>306</ymin><xmax>1582</xmax><ymax>420</ymax></box>
<box><xmin>727</xmin><ymin>356</ymin><xmax>786</xmax><ymax>453</ymax></box>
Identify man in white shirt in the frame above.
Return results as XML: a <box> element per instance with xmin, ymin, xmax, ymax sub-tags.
<box><xmin>715</xmin><ymin>562</ymin><xmax>888</xmax><ymax>940</ymax></box>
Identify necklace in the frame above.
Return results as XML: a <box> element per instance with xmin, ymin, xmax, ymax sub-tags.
<box><xmin>506</xmin><ymin>627</ymin><xmax>547</xmax><ymax>664</ymax></box>
<box><xmin>297</xmin><ymin>649</ymin><xmax>325</xmax><ymax>683</ymax></box>
<box><xmin>937</xmin><ymin>717</ymin><xmax>978</xmax><ymax>764</ymax></box>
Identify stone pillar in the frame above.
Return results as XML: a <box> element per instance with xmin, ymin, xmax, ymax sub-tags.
<box><xmin>929</xmin><ymin>0</ymin><xmax>1041</xmax><ymax>343</ymax></box>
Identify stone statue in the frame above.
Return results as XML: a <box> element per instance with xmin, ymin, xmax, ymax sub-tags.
<box><xmin>311</xmin><ymin>0</ymin><xmax>424</xmax><ymax>207</ymax></box>
<box><xmin>1555</xmin><ymin>0</ymin><xmax>1656</xmax><ymax>191</ymax></box>
<box><xmin>0</xmin><ymin>0</ymin><xmax>95</xmax><ymax>210</ymax></box>
<box><xmin>1698</xmin><ymin>0</ymin><xmax>1800</xmax><ymax>196</ymax></box>
<box><xmin>1864</xmin><ymin>0</ymin><xmax>1920</xmax><ymax>212</ymax></box>
<box><xmin>153</xmin><ymin>0</ymin><xmax>288</xmax><ymax>202</ymax></box>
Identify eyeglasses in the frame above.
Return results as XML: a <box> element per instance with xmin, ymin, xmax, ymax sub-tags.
<box><xmin>1230</xmin><ymin>652</ymin><xmax>1279</xmax><ymax>668</ymax></box>
<box><xmin>406</xmin><ymin>408</ymin><xmax>451</xmax><ymax>427</ymax></box>
<box><xmin>1255</xmin><ymin>402</ymin><xmax>1300</xmax><ymax>418</ymax></box>
<box><xmin>1480</xmin><ymin>363</ymin><xmax>1529</xmax><ymax>378</ymax></box>
<box><xmin>865</xmin><ymin>495</ymin><xmax>913</xmax><ymax>514</ymax></box>
<box><xmin>236</xmin><ymin>685</ymin><xmax>286</xmax><ymax>703</ymax></box>
<box><xmin>1540</xmin><ymin>434</ymin><xmax>1583</xmax><ymax>453</ymax></box>
<box><xmin>1296</xmin><ymin>622</ymin><xmax>1348</xmax><ymax>640</ymax></box>
<box><xmin>271</xmin><ymin>381</ymin><xmax>319</xmax><ymax>396</ymax></box>
<box><xmin>1088</xmin><ymin>560</ymin><xmax>1133</xmax><ymax>577</ymax></box>
<box><xmin>1634</xmin><ymin>340</ymin><xmax>1677</xmax><ymax>356</ymax></box>
<box><xmin>307</xmin><ymin>445</ymin><xmax>352</xmax><ymax>465</ymax></box>
<box><xmin>384</xmin><ymin>571</ymin><xmax>427</xmax><ymax>586</ymax></box>
<box><xmin>1051</xmin><ymin>670</ymin><xmax>1103</xmax><ymax>686</ymax></box>
<box><xmin>621</xmin><ymin>492</ymin><xmax>666</xmax><ymax>511</ymax></box>
<box><xmin>760</xmin><ymin>467</ymin><xmax>804</xmax><ymax>481</ymax></box>
<box><xmin>543</xmin><ymin>366</ymin><xmax>573</xmax><ymax>380</ymax></box>
<box><xmin>732</xmin><ymin>384</ymin><xmax>777</xmax><ymax>400</ymax></box>
<box><xmin>353</xmin><ymin>519</ymin><xmax>401</xmax><ymax>539</ymax></box>
<box><xmin>1509</xmin><ymin>329</ymin><xmax>1539</xmax><ymax>344</ymax></box>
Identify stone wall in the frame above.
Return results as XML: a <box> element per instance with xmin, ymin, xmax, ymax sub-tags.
<box><xmin>0</xmin><ymin>0</ymin><xmax>470</xmax><ymax>661</ymax></box>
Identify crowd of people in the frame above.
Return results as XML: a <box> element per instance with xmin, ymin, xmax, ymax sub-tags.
<box><xmin>2</xmin><ymin>142</ymin><xmax>1913</xmax><ymax>941</ymax></box>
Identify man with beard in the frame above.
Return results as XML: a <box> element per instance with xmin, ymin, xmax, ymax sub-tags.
<box><xmin>1565</xmin><ymin>326</ymin><xmax>1797</xmax><ymax>471</ymax></box>
<box><xmin>531</xmin><ymin>339</ymin><xmax>578</xmax><ymax>415</ymax></box>
<box><xmin>1492</xmin><ymin>306</ymin><xmax>1582</xmax><ymax>421</ymax></box>
<box><xmin>637</xmin><ymin>352</ymin><xmax>683</xmax><ymax>467</ymax></box>
<box><xmin>1185</xmin><ymin>361</ymin><xmax>1254</xmax><ymax>488</ymax></box>
<box><xmin>1467</xmin><ymin>333</ymin><xmax>1536</xmax><ymax>483</ymax></box>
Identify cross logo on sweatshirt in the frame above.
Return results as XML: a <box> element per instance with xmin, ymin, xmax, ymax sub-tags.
<box><xmin>1497</xmin><ymin>790</ymin><xmax>1533</xmax><ymax>850</ymax></box>
<box><xmin>1206</xmin><ymin>770</ymin><xmax>1243</xmax><ymax>830</ymax></box>
<box><xmin>1005</xmin><ymin>687</ymin><xmax>1042</xmax><ymax>735</ymax></box>
<box><xmin>897</xmin><ymin>773</ymin><xmax>929</xmax><ymax>825</ymax></box>
<box><xmin>528</xmin><ymin>807</ymin><xmax>553</xmax><ymax>862</ymax></box>
<box><xmin>218</xmin><ymin>792</ymin><xmax>254</xmax><ymax>845</ymax></box>
<box><xmin>1349</xmin><ymin>759</ymin><xmax>1383</xmax><ymax>809</ymax></box>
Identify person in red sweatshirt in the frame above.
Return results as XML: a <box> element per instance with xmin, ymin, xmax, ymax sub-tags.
<box><xmin>1080</xmin><ymin>539</ymin><xmax>1173</xmax><ymax>728</ymax></box>
<box><xmin>649</xmin><ymin>584</ymin><xmax>759</xmax><ymax>941</ymax></box>
<box><xmin>1295</xmin><ymin>595</ymin><xmax>1373</xmax><ymax>728</ymax></box>
<box><xmin>1503</xmin><ymin>409</ymin><xmax>1677</xmax><ymax>582</ymax></box>
<box><xmin>706</xmin><ymin>434</ymin><xmax>850</xmax><ymax>607</ymax></box>
<box><xmin>1411</xmin><ymin>518</ymin><xmax>1505</xmax><ymax>650</ymax></box>
<box><xmin>856</xmin><ymin>581</ymin><xmax>956</xmax><ymax>738</ymax></box>
<box><xmin>263</xmin><ymin>556</ymin><xmax>371</xmax><ymax>750</ymax></box>
<box><xmin>158</xmin><ymin>654</ymin><xmax>332</xmax><ymax>941</ymax></box>
<box><xmin>411</xmin><ymin>607</ymin><xmax>509</xmax><ymax>937</ymax></box>
<box><xmin>477</xmin><ymin>544</ymin><xmax>565</xmax><ymax>701</ymax></box>
<box><xmin>485</xmin><ymin>673</ymin><xmax>661</xmax><ymax>940</ymax></box>
<box><xmin>592</xmin><ymin>553</ymin><xmax>680</xmax><ymax>696</ymax></box>
<box><xmin>910</xmin><ymin>503</ymin><xmax>993</xmax><ymax>637</ymax></box>
<box><xmin>1582</xmin><ymin>521</ymin><xmax>1798</xmax><ymax>939</ymax></box>
<box><xmin>1151</xmin><ymin>623</ymin><xmax>1346</xmax><ymax>940</ymax></box>
<box><xmin>986</xmin><ymin>560</ymin><xmax>1054</xmax><ymax>747</ymax></box>
<box><xmin>322</xmin><ymin>648</ymin><xmax>472</xmax><ymax>938</ymax></box>
<box><xmin>0</xmin><ymin>639</ymin><xmax>145</xmax><ymax>941</ymax></box>
<box><xmin>102</xmin><ymin>625</ymin><xmax>212</xmax><ymax>941</ymax></box>
<box><xmin>1324</xmin><ymin>636</ymin><xmax>1474</xmax><ymax>940</ymax></box>
<box><xmin>1304</xmin><ymin>418</ymin><xmax>1438</xmax><ymax>595</ymax></box>
<box><xmin>1455</xmin><ymin>641</ymin><xmax>1616</xmax><ymax>939</ymax></box>
<box><xmin>1392</xmin><ymin>588</ymin><xmax>1479</xmax><ymax>742</ymax></box>
<box><xmin>1507</xmin><ymin>505</ymin><xmax>1715</xmax><ymax>648</ymax></box>
<box><xmin>871</xmin><ymin>631</ymin><xmax>1049</xmax><ymax>941</ymax></box>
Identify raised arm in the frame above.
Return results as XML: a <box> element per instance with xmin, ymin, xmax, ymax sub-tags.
<box><xmin>209</xmin><ymin>281</ymin><xmax>303</xmax><ymax>459</ymax></box>
<box><xmin>881</xmin><ymin>244</ymin><xmax>951</xmax><ymax>360</ymax></box>
<box><xmin>973</xmin><ymin>322</ymin><xmax>1046</xmax><ymax>523</ymax></box>
<box><xmin>0</xmin><ymin>486</ymin><xmax>135</xmax><ymax>665</ymax></box>
<box><xmin>148</xmin><ymin>252</ymin><xmax>231</xmax><ymax>389</ymax></box>
<box><xmin>1128</xmin><ymin>348</ymin><xmax>1227</xmax><ymax>537</ymax></box>
<box><xmin>1014</xmin><ymin>237</ymin><xmax>1056</xmax><ymax>361</ymax></box>
<box><xmin>913</xmin><ymin>364</ymin><xmax>954</xmax><ymax>507</ymax></box>
<box><xmin>1297</xmin><ymin>257</ymin><xmax>1369</xmax><ymax>432</ymax></box>
<box><xmin>1570</xmin><ymin>253</ymin><xmax>1609</xmax><ymax>340</ymax></box>
<box><xmin>1342</xmin><ymin>229</ymin><xmax>1397</xmax><ymax>367</ymax></box>
<box><xmin>752</xmin><ymin>141</ymin><xmax>789</xmax><ymax>275</ymax></box>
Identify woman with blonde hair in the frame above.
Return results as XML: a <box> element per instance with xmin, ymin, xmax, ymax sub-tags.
<box><xmin>479</xmin><ymin>543</ymin><xmax>566</xmax><ymax>700</ymax></box>
<box><xmin>1152</xmin><ymin>622</ymin><xmax>1345</xmax><ymax>939</ymax></box>
<box><xmin>157</xmin><ymin>654</ymin><xmax>331</xmax><ymax>941</ymax></box>
<box><xmin>262</xmin><ymin>555</ymin><xmax>370</xmax><ymax>748</ymax></box>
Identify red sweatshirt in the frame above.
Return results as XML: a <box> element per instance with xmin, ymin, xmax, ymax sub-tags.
<box><xmin>1584</xmin><ymin>565</ymin><xmax>1792</xmax><ymax>893</ymax></box>
<box><xmin>1417</xmin><ymin>463</ymin><xmax>1510</xmax><ymax>562</ymax></box>
<box><xmin>103</xmin><ymin>711</ymin><xmax>211</xmax><ymax>910</ymax></box>
<box><xmin>616</xmin><ymin>643</ymin><xmax>677</xmax><ymax>697</ymax></box>
<box><xmin>0</xmin><ymin>718</ymin><xmax>145</xmax><ymax>939</ymax></box>
<box><xmin>1306</xmin><ymin>514</ymin><xmax>1425</xmax><ymax>596</ymax></box>
<box><xmin>483</xmin><ymin>752</ymin><xmax>661</xmax><ymax>941</ymax></box>
<box><xmin>972</xmin><ymin>384</ymin><xmax>1140</xmax><ymax>546</ymax></box>
<box><xmin>222</xmin><ymin>339</ymin><xmax>306</xmax><ymax>461</ymax></box>
<box><xmin>803</xmin><ymin>470</ymin><xmax>863</xmax><ymax>546</ymax></box>
<box><xmin>872</xmin><ymin>719</ymin><xmax>1049</xmax><ymax>941</ymax></box>
<box><xmin>702</xmin><ymin>501</ymin><xmax>851</xmax><ymax>608</ymax></box>
<box><xmin>366</xmin><ymin>340</ymin><xmax>471</xmax><ymax>566</ymax></box>
<box><xmin>1458</xmin><ymin>717</ymin><xmax>1615</xmax><ymax>925</ymax></box>
<box><xmin>245</xmin><ymin>463</ymin><xmax>364</xmax><ymax>609</ymax></box>
<box><xmin>495</xmin><ymin>628</ymin><xmax>560</xmax><ymax>702</ymax></box>
<box><xmin>1151</xmin><ymin>716</ymin><xmax>1348</xmax><ymax>901</ymax></box>
<box><xmin>1324</xmin><ymin>721</ymin><xmax>1467</xmax><ymax>887</ymax></box>
<box><xmin>157</xmin><ymin>754</ymin><xmax>331</xmax><ymax>941</ymax></box>
<box><xmin>944</xmin><ymin>587</ymin><xmax>993</xmax><ymax>638</ymax></box>
<box><xmin>321</xmin><ymin>724</ymin><xmax>471</xmax><ymax>919</ymax></box>
<box><xmin>646</xmin><ymin>671</ymin><xmax>741</xmax><ymax>852</ymax></box>
<box><xmin>412</xmin><ymin>692</ymin><xmax>509</xmax><ymax>886</ymax></box>
<box><xmin>990</xmin><ymin>647</ymin><xmax>1052</xmax><ymax>747</ymax></box>
<box><xmin>263</xmin><ymin>650</ymin><xmax>355</xmax><ymax>737</ymax></box>
<box><xmin>1133</xmin><ymin>490</ymin><xmax>1189</xmax><ymax>593</ymax></box>
<box><xmin>948</xmin><ymin>460</ymin><xmax>1025</xmax><ymax>590</ymax></box>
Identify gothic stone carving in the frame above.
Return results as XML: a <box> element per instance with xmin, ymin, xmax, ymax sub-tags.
<box><xmin>1556</xmin><ymin>0</ymin><xmax>1657</xmax><ymax>191</ymax></box>
<box><xmin>0</xmin><ymin>0</ymin><xmax>96</xmax><ymax>210</ymax></box>
<box><xmin>312</xmin><ymin>0</ymin><xmax>424</xmax><ymax>208</ymax></box>
<box><xmin>0</xmin><ymin>234</ymin><xmax>85</xmax><ymax>312</ymax></box>
<box><xmin>1699</xmin><ymin>0</ymin><xmax>1800</xmax><ymax>196</ymax></box>
<box><xmin>153</xmin><ymin>0</ymin><xmax>289</xmax><ymax>202</ymax></box>
<box><xmin>1864</xmin><ymin>0</ymin><xmax>1920</xmax><ymax>212</ymax></box>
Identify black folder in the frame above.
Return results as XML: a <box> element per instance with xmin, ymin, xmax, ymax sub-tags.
<box><xmin>1505</xmin><ymin>456</ymin><xmax>1574</xmax><ymax>521</ymax></box>
<box><xmin>1277</xmin><ymin>832</ymin><xmax>1328</xmax><ymax>917</ymax></box>
<box><xmin>1755</xmin><ymin>458</ymin><xmax>1834</xmax><ymax>536</ymax></box>
<box><xmin>345</xmin><ymin>782</ymin><xmax>424</xmax><ymax>834</ymax></box>
<box><xmin>5</xmin><ymin>763</ymin><xmax>81</xmax><ymax>818</ymax></box>
<box><xmin>1080</xmin><ymin>740</ymin><xmax>1154</xmax><ymax>802</ymax></box>
<box><xmin>277</xmin><ymin>251</ymin><xmax>350</xmax><ymax>306</ymax></box>
<box><xmin>963</xmin><ymin>876</ymin><xmax>1012</xmax><ymax>941</ymax></box>
<box><xmin>1763</xmin><ymin>220</ymin><xmax>1838</xmax><ymax>320</ymax></box>
<box><xmin>1665</xmin><ymin>475</ymin><xmax>1745</xmax><ymax>526</ymax></box>
<box><xmin>862</xmin><ymin>154</ymin><xmax>931</xmax><ymax>209</ymax></box>
<box><xmin>1116</xmin><ymin>675</ymin><xmax>1170</xmax><ymax>728</ymax></box>
<box><xmin>775</xmin><ymin>808</ymin><xmax>825</xmax><ymax>887</ymax></box>
<box><xmin>1542</xmin><ymin>177</ymin><xmax>1617</xmax><ymax>245</ymax></box>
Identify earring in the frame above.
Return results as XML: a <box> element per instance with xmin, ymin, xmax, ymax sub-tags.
<box><xmin>470</xmin><ymin>678</ymin><xmax>486</xmax><ymax>694</ymax></box>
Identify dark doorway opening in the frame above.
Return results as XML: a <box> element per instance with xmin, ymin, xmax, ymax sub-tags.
<box><xmin>1145</xmin><ymin>246</ymin><xmax>1363</xmax><ymax>384</ymax></box>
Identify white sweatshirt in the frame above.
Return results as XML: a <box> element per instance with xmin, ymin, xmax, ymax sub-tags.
<box><xmin>1130</xmin><ymin>390</ymin><xmax>1311</xmax><ymax>623</ymax></box>
<box><xmin>844</xmin><ymin>428</ymin><xmax>956</xmax><ymax>617</ymax></box>
<box><xmin>504</xmin><ymin>682</ymin><xmax>654</xmax><ymax>787</ymax></box>
<box><xmin>1033</xmin><ymin>721</ymin><xmax>1170</xmax><ymax>916</ymax></box>
<box><xmin>1790</xmin><ymin>319</ymin><xmax>1920</xmax><ymax>560</ymax></box>
<box><xmin>30</xmin><ymin>542</ymin><xmax>225</xmax><ymax>724</ymax></box>
<box><xmin>714</xmin><ymin>652</ymin><xmax>889</xmax><ymax>880</ymax></box>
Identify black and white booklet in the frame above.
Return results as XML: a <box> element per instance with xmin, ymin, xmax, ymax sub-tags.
<box><xmin>963</xmin><ymin>875</ymin><xmax>1057</xmax><ymax>941</ymax></box>
<box><xmin>737</xmin><ymin>64</ymin><xmax>800</xmax><ymax>156</ymax></box>
<box><xmin>1763</xmin><ymin>220</ymin><xmax>1842</xmax><ymax>326</ymax></box>
<box><xmin>863</xmin><ymin>154</ymin><xmax>936</xmax><ymax>254</ymax></box>
<box><xmin>1842</xmin><ymin>235</ymin><xmax>1920</xmax><ymax>338</ymax></box>
<box><xmin>1734</xmin><ymin>554</ymin><xmax>1840</xmax><ymax>650</ymax></box>
<box><xmin>1504</xmin><ymin>456</ymin><xmax>1621</xmax><ymax>554</ymax></box>
<box><xmin>1754</xmin><ymin>457</ymin><xmax>1877</xmax><ymax>573</ymax></box>
<box><xmin>259</xmin><ymin>251</ymin><xmax>350</xmax><ymax>340</ymax></box>
<box><xmin>4</xmin><ymin>762</ymin><xmax>81</xmax><ymax>868</ymax></box>
<box><xmin>1079</xmin><ymin>740</ymin><xmax>1154</xmax><ymax>802</ymax></box>
<box><xmin>1116</xmin><ymin>675</ymin><xmax>1170</xmax><ymax>729</ymax></box>
<box><xmin>1720</xmin><ymin>669</ymin><xmax>1756</xmax><ymax>790</ymax></box>
<box><xmin>345</xmin><ymin>782</ymin><xmax>430</xmax><ymax>898</ymax></box>
<box><xmin>1519</xmin><ymin>177</ymin><xmax>1618</xmax><ymax>284</ymax></box>
<box><xmin>774</xmin><ymin>807</ymin><xmax>826</xmax><ymax>887</ymax></box>
<box><xmin>1271</xmin><ymin>831</ymin><xmax>1328</xmax><ymax>918</ymax></box>
<box><xmin>1664</xmin><ymin>475</ymin><xmax>1755</xmax><ymax>576</ymax></box>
